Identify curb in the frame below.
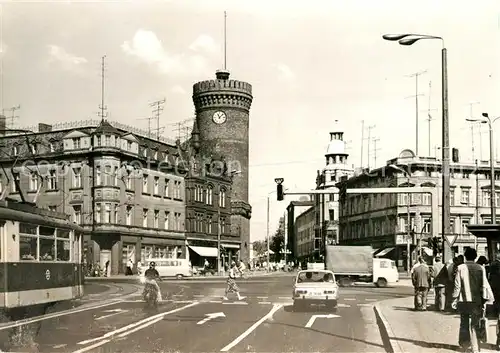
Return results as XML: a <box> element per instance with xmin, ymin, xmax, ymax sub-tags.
<box><xmin>374</xmin><ymin>304</ymin><xmax>403</xmax><ymax>353</ymax></box>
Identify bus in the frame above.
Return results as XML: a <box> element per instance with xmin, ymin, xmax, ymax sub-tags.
<box><xmin>0</xmin><ymin>199</ymin><xmax>85</xmax><ymax>318</ymax></box>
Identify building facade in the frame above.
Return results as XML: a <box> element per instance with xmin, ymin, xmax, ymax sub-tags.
<box><xmin>337</xmin><ymin>149</ymin><xmax>489</xmax><ymax>271</ymax></box>
<box><xmin>0</xmin><ymin>118</ymin><xmax>191</xmax><ymax>275</ymax></box>
<box><xmin>192</xmin><ymin>70</ymin><xmax>253</xmax><ymax>263</ymax></box>
<box><xmin>294</xmin><ymin>206</ymin><xmax>316</xmax><ymax>261</ymax></box>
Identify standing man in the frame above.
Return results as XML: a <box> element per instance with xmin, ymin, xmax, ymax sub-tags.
<box><xmin>488</xmin><ymin>251</ymin><xmax>500</xmax><ymax>350</ymax></box>
<box><xmin>432</xmin><ymin>255</ymin><xmax>447</xmax><ymax>311</ymax></box>
<box><xmin>452</xmin><ymin>248</ymin><xmax>492</xmax><ymax>353</ymax></box>
<box><xmin>412</xmin><ymin>256</ymin><xmax>431</xmax><ymax>311</ymax></box>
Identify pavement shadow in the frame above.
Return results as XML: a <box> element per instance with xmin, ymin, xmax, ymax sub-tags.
<box><xmin>390</xmin><ymin>336</ymin><xmax>465</xmax><ymax>352</ymax></box>
<box><xmin>391</xmin><ymin>306</ymin><xmax>460</xmax><ymax>317</ymax></box>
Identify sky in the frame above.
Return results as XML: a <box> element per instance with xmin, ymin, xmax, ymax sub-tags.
<box><xmin>1</xmin><ymin>0</ymin><xmax>500</xmax><ymax>242</ymax></box>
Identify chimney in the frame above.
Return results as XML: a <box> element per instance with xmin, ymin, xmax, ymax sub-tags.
<box><xmin>0</xmin><ymin>115</ymin><xmax>6</xmax><ymax>136</ymax></box>
<box><xmin>38</xmin><ymin>123</ymin><xmax>52</xmax><ymax>133</ymax></box>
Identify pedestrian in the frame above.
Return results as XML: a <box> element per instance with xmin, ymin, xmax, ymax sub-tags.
<box><xmin>447</xmin><ymin>255</ymin><xmax>464</xmax><ymax>310</ymax></box>
<box><xmin>488</xmin><ymin>251</ymin><xmax>500</xmax><ymax>350</ymax></box>
<box><xmin>126</xmin><ymin>259</ymin><xmax>133</xmax><ymax>276</ymax></box>
<box><xmin>222</xmin><ymin>261</ymin><xmax>246</xmax><ymax>301</ymax></box>
<box><xmin>452</xmin><ymin>247</ymin><xmax>493</xmax><ymax>353</ymax></box>
<box><xmin>432</xmin><ymin>255</ymin><xmax>447</xmax><ymax>311</ymax></box>
<box><xmin>412</xmin><ymin>256</ymin><xmax>431</xmax><ymax>311</ymax></box>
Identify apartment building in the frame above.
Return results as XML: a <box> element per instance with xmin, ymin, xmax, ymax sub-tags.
<box><xmin>337</xmin><ymin>149</ymin><xmax>489</xmax><ymax>271</ymax></box>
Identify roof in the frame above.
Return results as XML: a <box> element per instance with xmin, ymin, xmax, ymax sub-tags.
<box><xmin>93</xmin><ymin>120</ymin><xmax>120</xmax><ymax>135</ymax></box>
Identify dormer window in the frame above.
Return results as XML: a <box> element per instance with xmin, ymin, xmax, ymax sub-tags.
<box><xmin>143</xmin><ymin>148</ymin><xmax>147</xmax><ymax>157</ymax></box>
<box><xmin>105</xmin><ymin>135</ymin><xmax>111</xmax><ymax>146</ymax></box>
<box><xmin>11</xmin><ymin>146</ymin><xmax>18</xmax><ymax>156</ymax></box>
<box><xmin>49</xmin><ymin>142</ymin><xmax>55</xmax><ymax>152</ymax></box>
<box><xmin>127</xmin><ymin>141</ymin><xmax>132</xmax><ymax>151</ymax></box>
<box><xmin>73</xmin><ymin>138</ymin><xmax>81</xmax><ymax>149</ymax></box>
<box><xmin>30</xmin><ymin>144</ymin><xmax>37</xmax><ymax>154</ymax></box>
<box><xmin>164</xmin><ymin>152</ymin><xmax>169</xmax><ymax>162</ymax></box>
<box><xmin>154</xmin><ymin>151</ymin><xmax>158</xmax><ymax>160</ymax></box>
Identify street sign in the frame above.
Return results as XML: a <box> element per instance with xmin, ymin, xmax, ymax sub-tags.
<box><xmin>445</xmin><ymin>234</ymin><xmax>459</xmax><ymax>247</ymax></box>
<box><xmin>305</xmin><ymin>314</ymin><xmax>340</xmax><ymax>328</ymax></box>
<box><xmin>197</xmin><ymin>312</ymin><xmax>225</xmax><ymax>325</ymax></box>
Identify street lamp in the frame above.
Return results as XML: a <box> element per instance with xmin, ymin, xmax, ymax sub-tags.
<box><xmin>383</xmin><ymin>33</ymin><xmax>451</xmax><ymax>263</ymax></box>
<box><xmin>389</xmin><ymin>164</ymin><xmax>412</xmax><ymax>274</ymax></box>
<box><xmin>218</xmin><ymin>170</ymin><xmax>241</xmax><ymax>275</ymax></box>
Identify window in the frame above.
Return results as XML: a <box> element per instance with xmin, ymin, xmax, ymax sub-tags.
<box><xmin>164</xmin><ymin>211</ymin><xmax>170</xmax><ymax>229</ymax></box>
<box><xmin>104</xmin><ymin>203</ymin><xmax>111</xmax><ymax>223</ymax></box>
<box><xmin>195</xmin><ymin>185</ymin><xmax>203</xmax><ymax>202</ymax></box>
<box><xmin>105</xmin><ymin>135</ymin><xmax>111</xmax><ymax>146</ymax></box>
<box><xmin>20</xmin><ymin>223</ymin><xmax>37</xmax><ymax>260</ymax></box>
<box><xmin>29</xmin><ymin>173</ymin><xmax>38</xmax><ymax>191</ymax></box>
<box><xmin>154</xmin><ymin>210</ymin><xmax>159</xmax><ymax>228</ymax></box>
<box><xmin>30</xmin><ymin>144</ymin><xmax>37</xmax><ymax>154</ymax></box>
<box><xmin>422</xmin><ymin>193</ymin><xmax>431</xmax><ymax>205</ymax></box>
<box><xmin>73</xmin><ymin>137</ymin><xmax>81</xmax><ymax>149</ymax></box>
<box><xmin>143</xmin><ymin>148</ymin><xmax>147</xmax><ymax>157</ymax></box>
<box><xmin>399</xmin><ymin>194</ymin><xmax>408</xmax><ymax>205</ymax></box>
<box><xmin>207</xmin><ymin>215</ymin><xmax>212</xmax><ymax>234</ymax></box>
<box><xmin>48</xmin><ymin>170</ymin><xmax>57</xmax><ymax>190</ymax></box>
<box><xmin>49</xmin><ymin>142</ymin><xmax>55</xmax><ymax>152</ymax></box>
<box><xmin>460</xmin><ymin>189</ymin><xmax>470</xmax><ymax>205</ymax></box>
<box><xmin>125</xmin><ymin>174</ymin><xmax>132</xmax><ymax>190</ymax></box>
<box><xmin>113</xmin><ymin>167</ymin><xmax>118</xmax><ymax>186</ymax></box>
<box><xmin>461</xmin><ymin>219</ymin><xmax>470</xmax><ymax>235</ymax></box>
<box><xmin>105</xmin><ymin>166</ymin><xmax>111</xmax><ymax>185</ymax></box>
<box><xmin>73</xmin><ymin>206</ymin><xmax>81</xmax><ymax>224</ymax></box>
<box><xmin>450</xmin><ymin>218</ymin><xmax>456</xmax><ymax>233</ymax></box>
<box><xmin>127</xmin><ymin>141</ymin><xmax>132</xmax><ymax>151</ymax></box>
<box><xmin>73</xmin><ymin>168</ymin><xmax>82</xmax><ymax>188</ymax></box>
<box><xmin>154</xmin><ymin>177</ymin><xmax>159</xmax><ymax>195</ymax></box>
<box><xmin>126</xmin><ymin>206</ymin><xmax>132</xmax><ymax>225</ymax></box>
<box><xmin>96</xmin><ymin>166</ymin><xmax>102</xmax><ymax>186</ymax></box>
<box><xmin>483</xmin><ymin>191</ymin><xmax>491</xmax><ymax>207</ymax></box>
<box><xmin>142</xmin><ymin>174</ymin><xmax>148</xmax><ymax>193</ymax></box>
<box><xmin>48</xmin><ymin>206</ymin><xmax>57</xmax><ymax>212</ymax></box>
<box><xmin>496</xmin><ymin>192</ymin><xmax>500</xmax><ymax>207</ymax></box>
<box><xmin>164</xmin><ymin>179</ymin><xmax>170</xmax><ymax>197</ymax></box>
<box><xmin>220</xmin><ymin>217</ymin><xmax>226</xmax><ymax>234</ymax></box>
<box><xmin>174</xmin><ymin>212</ymin><xmax>182</xmax><ymax>230</ymax></box>
<box><xmin>154</xmin><ymin>151</ymin><xmax>158</xmax><ymax>160</ymax></box>
<box><xmin>12</xmin><ymin>173</ymin><xmax>20</xmax><ymax>192</ymax></box>
<box><xmin>95</xmin><ymin>204</ymin><xmax>101</xmax><ymax>223</ymax></box>
<box><xmin>174</xmin><ymin>181</ymin><xmax>182</xmax><ymax>199</ymax></box>
<box><xmin>422</xmin><ymin>219</ymin><xmax>431</xmax><ymax>233</ymax></box>
<box><xmin>113</xmin><ymin>205</ymin><xmax>118</xmax><ymax>223</ymax></box>
<box><xmin>329</xmin><ymin>209</ymin><xmax>335</xmax><ymax>221</ymax></box>
<box><xmin>207</xmin><ymin>186</ymin><xmax>213</xmax><ymax>205</ymax></box>
<box><xmin>142</xmin><ymin>208</ymin><xmax>148</xmax><ymax>227</ymax></box>
<box><xmin>450</xmin><ymin>191</ymin><xmax>455</xmax><ymax>206</ymax></box>
<box><xmin>12</xmin><ymin>146</ymin><xmax>18</xmax><ymax>156</ymax></box>
<box><xmin>56</xmin><ymin>229</ymin><xmax>70</xmax><ymax>262</ymax></box>
<box><xmin>39</xmin><ymin>226</ymin><xmax>55</xmax><ymax>261</ymax></box>
<box><xmin>219</xmin><ymin>189</ymin><xmax>226</xmax><ymax>208</ymax></box>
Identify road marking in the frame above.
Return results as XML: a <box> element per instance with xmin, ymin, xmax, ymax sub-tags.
<box><xmin>258</xmin><ymin>301</ymin><xmax>272</xmax><ymax>305</ymax></box>
<box><xmin>357</xmin><ymin>303</ymin><xmax>372</xmax><ymax>307</ymax></box>
<box><xmin>0</xmin><ymin>299</ymin><xmax>124</xmax><ymax>331</ymax></box>
<box><xmin>95</xmin><ymin>309</ymin><xmax>129</xmax><ymax>321</ymax></box>
<box><xmin>209</xmin><ymin>300</ymin><xmax>222</xmax><ymax>303</ymax></box>
<box><xmin>257</xmin><ymin>296</ymin><xmax>268</xmax><ymax>299</ymax></box>
<box><xmin>344</xmin><ymin>298</ymin><xmax>356</xmax><ymax>301</ymax></box>
<box><xmin>305</xmin><ymin>314</ymin><xmax>340</xmax><ymax>328</ymax></box>
<box><xmin>278</xmin><ymin>297</ymin><xmax>290</xmax><ymax>300</ymax></box>
<box><xmin>117</xmin><ymin>317</ymin><xmax>163</xmax><ymax>338</ymax></box>
<box><xmin>77</xmin><ymin>302</ymin><xmax>199</xmax><ymax>346</ymax></box>
<box><xmin>72</xmin><ymin>339</ymin><xmax>111</xmax><ymax>353</ymax></box>
<box><xmin>173</xmin><ymin>300</ymin><xmax>195</xmax><ymax>304</ymax></box>
<box><xmin>52</xmin><ymin>344</ymin><xmax>67</xmax><ymax>348</ymax></box>
<box><xmin>222</xmin><ymin>301</ymin><xmax>248</xmax><ymax>305</ymax></box>
<box><xmin>193</xmin><ymin>295</ymin><xmax>205</xmax><ymax>298</ymax></box>
<box><xmin>197</xmin><ymin>312</ymin><xmax>225</xmax><ymax>325</ymax></box>
<box><xmin>220</xmin><ymin>304</ymin><xmax>283</xmax><ymax>352</ymax></box>
<box><xmin>337</xmin><ymin>303</ymin><xmax>351</xmax><ymax>308</ymax></box>
<box><xmin>365</xmin><ymin>298</ymin><xmax>378</xmax><ymax>301</ymax></box>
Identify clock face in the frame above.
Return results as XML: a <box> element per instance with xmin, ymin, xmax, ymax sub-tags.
<box><xmin>212</xmin><ymin>111</ymin><xmax>227</xmax><ymax>124</ymax></box>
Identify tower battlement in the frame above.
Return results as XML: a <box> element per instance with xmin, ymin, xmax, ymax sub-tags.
<box><xmin>193</xmin><ymin>78</ymin><xmax>252</xmax><ymax>96</ymax></box>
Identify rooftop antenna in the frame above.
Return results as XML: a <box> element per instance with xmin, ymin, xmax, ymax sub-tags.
<box><xmin>98</xmin><ymin>55</ymin><xmax>108</xmax><ymax>122</ymax></box>
<box><xmin>224</xmin><ymin>10</ymin><xmax>227</xmax><ymax>70</ymax></box>
<box><xmin>423</xmin><ymin>81</ymin><xmax>438</xmax><ymax>157</ymax></box>
<box><xmin>150</xmin><ymin>98</ymin><xmax>166</xmax><ymax>141</ymax></box>
<box><xmin>405</xmin><ymin>69</ymin><xmax>427</xmax><ymax>156</ymax></box>
<box><xmin>467</xmin><ymin>101</ymin><xmax>480</xmax><ymax>161</ymax></box>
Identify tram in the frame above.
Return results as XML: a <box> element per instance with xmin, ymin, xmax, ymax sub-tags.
<box><xmin>0</xmin><ymin>199</ymin><xmax>85</xmax><ymax>314</ymax></box>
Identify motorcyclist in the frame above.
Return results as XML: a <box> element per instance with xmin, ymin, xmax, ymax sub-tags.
<box><xmin>143</xmin><ymin>262</ymin><xmax>162</xmax><ymax>302</ymax></box>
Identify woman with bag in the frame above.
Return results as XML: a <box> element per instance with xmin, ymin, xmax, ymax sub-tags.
<box><xmin>222</xmin><ymin>261</ymin><xmax>246</xmax><ymax>301</ymax></box>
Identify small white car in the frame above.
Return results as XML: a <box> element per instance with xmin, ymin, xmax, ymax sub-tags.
<box><xmin>292</xmin><ymin>270</ymin><xmax>338</xmax><ymax>311</ymax></box>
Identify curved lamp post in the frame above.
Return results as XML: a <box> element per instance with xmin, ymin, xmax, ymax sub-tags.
<box><xmin>383</xmin><ymin>33</ymin><xmax>451</xmax><ymax>262</ymax></box>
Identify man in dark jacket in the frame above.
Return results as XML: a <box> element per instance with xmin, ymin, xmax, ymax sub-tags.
<box><xmin>488</xmin><ymin>252</ymin><xmax>500</xmax><ymax>350</ymax></box>
<box><xmin>432</xmin><ymin>255</ymin><xmax>447</xmax><ymax>311</ymax></box>
<box><xmin>412</xmin><ymin>256</ymin><xmax>431</xmax><ymax>311</ymax></box>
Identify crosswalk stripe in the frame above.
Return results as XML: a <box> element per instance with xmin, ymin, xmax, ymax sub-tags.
<box><xmin>337</xmin><ymin>303</ymin><xmax>351</xmax><ymax>308</ymax></box>
<box><xmin>258</xmin><ymin>301</ymin><xmax>272</xmax><ymax>304</ymax></box>
<box><xmin>344</xmin><ymin>298</ymin><xmax>356</xmax><ymax>301</ymax></box>
<box><xmin>357</xmin><ymin>303</ymin><xmax>372</xmax><ymax>307</ymax></box>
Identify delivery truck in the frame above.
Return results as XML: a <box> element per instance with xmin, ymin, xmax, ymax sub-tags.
<box><xmin>324</xmin><ymin>245</ymin><xmax>399</xmax><ymax>287</ymax></box>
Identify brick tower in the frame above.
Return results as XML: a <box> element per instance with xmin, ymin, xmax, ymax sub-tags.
<box><xmin>192</xmin><ymin>69</ymin><xmax>253</xmax><ymax>263</ymax></box>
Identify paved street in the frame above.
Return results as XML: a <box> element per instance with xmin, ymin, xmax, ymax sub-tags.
<box><xmin>0</xmin><ymin>275</ymin><xmax>412</xmax><ymax>352</ymax></box>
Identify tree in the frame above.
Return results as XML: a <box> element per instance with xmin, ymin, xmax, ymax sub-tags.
<box><xmin>270</xmin><ymin>230</ymin><xmax>285</xmax><ymax>262</ymax></box>
<box><xmin>252</xmin><ymin>240</ymin><xmax>267</xmax><ymax>257</ymax></box>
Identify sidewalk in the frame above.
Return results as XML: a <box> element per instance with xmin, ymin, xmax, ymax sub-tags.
<box><xmin>375</xmin><ymin>294</ymin><xmax>498</xmax><ymax>353</ymax></box>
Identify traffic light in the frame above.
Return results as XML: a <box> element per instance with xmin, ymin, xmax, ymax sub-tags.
<box><xmin>277</xmin><ymin>184</ymin><xmax>284</xmax><ymax>201</ymax></box>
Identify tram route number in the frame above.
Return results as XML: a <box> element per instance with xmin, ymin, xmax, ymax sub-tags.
<box><xmin>45</xmin><ymin>269</ymin><xmax>51</xmax><ymax>280</ymax></box>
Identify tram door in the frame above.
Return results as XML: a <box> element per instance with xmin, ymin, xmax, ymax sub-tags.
<box><xmin>73</xmin><ymin>232</ymin><xmax>83</xmax><ymax>297</ymax></box>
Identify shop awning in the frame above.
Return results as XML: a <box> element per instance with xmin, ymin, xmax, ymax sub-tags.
<box><xmin>375</xmin><ymin>247</ymin><xmax>395</xmax><ymax>258</ymax></box>
<box><xmin>223</xmin><ymin>244</ymin><xmax>240</xmax><ymax>249</ymax></box>
<box><xmin>189</xmin><ymin>246</ymin><xmax>218</xmax><ymax>257</ymax></box>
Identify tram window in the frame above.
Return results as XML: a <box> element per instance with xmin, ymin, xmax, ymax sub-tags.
<box><xmin>56</xmin><ymin>239</ymin><xmax>70</xmax><ymax>261</ymax></box>
<box><xmin>40</xmin><ymin>238</ymin><xmax>55</xmax><ymax>260</ymax></box>
<box><xmin>20</xmin><ymin>236</ymin><xmax>37</xmax><ymax>260</ymax></box>
<box><xmin>20</xmin><ymin>223</ymin><xmax>37</xmax><ymax>235</ymax></box>
<box><xmin>57</xmin><ymin>229</ymin><xmax>70</xmax><ymax>238</ymax></box>
<box><xmin>39</xmin><ymin>226</ymin><xmax>55</xmax><ymax>237</ymax></box>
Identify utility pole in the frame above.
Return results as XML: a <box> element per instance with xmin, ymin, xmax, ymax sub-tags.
<box><xmin>2</xmin><ymin>105</ymin><xmax>20</xmax><ymax>129</ymax></box>
<box><xmin>367</xmin><ymin>125</ymin><xmax>375</xmax><ymax>170</ymax></box>
<box><xmin>373</xmin><ymin>137</ymin><xmax>380</xmax><ymax>168</ymax></box>
<box><xmin>149</xmin><ymin>98</ymin><xmax>166</xmax><ymax>141</ymax></box>
<box><xmin>360</xmin><ymin>120</ymin><xmax>365</xmax><ymax>169</ymax></box>
<box><xmin>283</xmin><ymin>210</ymin><xmax>287</xmax><ymax>267</ymax></box>
<box><xmin>406</xmin><ymin>70</ymin><xmax>427</xmax><ymax>156</ymax></box>
<box><xmin>98</xmin><ymin>56</ymin><xmax>107</xmax><ymax>121</ymax></box>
